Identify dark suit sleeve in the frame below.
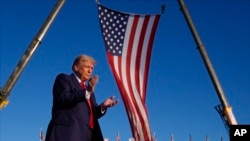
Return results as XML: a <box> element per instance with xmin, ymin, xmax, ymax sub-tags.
<box><xmin>96</xmin><ymin>105</ymin><xmax>107</xmax><ymax>119</ymax></box>
<box><xmin>89</xmin><ymin>92</ymin><xmax>107</xmax><ymax>119</ymax></box>
<box><xmin>53</xmin><ymin>74</ymin><xmax>86</xmax><ymax>107</ymax></box>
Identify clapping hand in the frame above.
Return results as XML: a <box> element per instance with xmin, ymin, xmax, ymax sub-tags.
<box><xmin>87</xmin><ymin>75</ymin><xmax>98</xmax><ymax>94</ymax></box>
<box><xmin>101</xmin><ymin>96</ymin><xmax>118</xmax><ymax>110</ymax></box>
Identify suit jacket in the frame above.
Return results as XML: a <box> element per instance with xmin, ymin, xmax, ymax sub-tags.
<box><xmin>45</xmin><ymin>73</ymin><xmax>106</xmax><ymax>141</ymax></box>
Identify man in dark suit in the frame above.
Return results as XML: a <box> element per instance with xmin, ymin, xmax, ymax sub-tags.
<box><xmin>45</xmin><ymin>54</ymin><xmax>118</xmax><ymax>141</ymax></box>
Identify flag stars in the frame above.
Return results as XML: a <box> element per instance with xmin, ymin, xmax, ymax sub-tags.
<box><xmin>98</xmin><ymin>6</ymin><xmax>129</xmax><ymax>55</ymax></box>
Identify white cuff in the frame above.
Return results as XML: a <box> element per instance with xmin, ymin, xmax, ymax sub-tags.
<box><xmin>85</xmin><ymin>90</ymin><xmax>91</xmax><ymax>99</ymax></box>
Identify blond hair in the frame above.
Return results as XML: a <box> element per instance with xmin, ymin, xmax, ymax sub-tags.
<box><xmin>72</xmin><ymin>54</ymin><xmax>96</xmax><ymax>71</ymax></box>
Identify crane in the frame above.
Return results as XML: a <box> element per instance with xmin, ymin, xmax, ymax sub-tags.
<box><xmin>0</xmin><ymin>0</ymin><xmax>65</xmax><ymax>109</ymax></box>
<box><xmin>178</xmin><ymin>0</ymin><xmax>237</xmax><ymax>133</ymax></box>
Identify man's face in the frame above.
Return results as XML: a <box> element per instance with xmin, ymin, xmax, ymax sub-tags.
<box><xmin>74</xmin><ymin>58</ymin><xmax>94</xmax><ymax>81</ymax></box>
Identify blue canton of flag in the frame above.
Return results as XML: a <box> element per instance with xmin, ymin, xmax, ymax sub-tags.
<box><xmin>98</xmin><ymin>6</ymin><xmax>129</xmax><ymax>56</ymax></box>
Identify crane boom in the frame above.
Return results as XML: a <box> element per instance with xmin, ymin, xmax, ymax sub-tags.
<box><xmin>177</xmin><ymin>0</ymin><xmax>237</xmax><ymax>132</ymax></box>
<box><xmin>0</xmin><ymin>0</ymin><xmax>65</xmax><ymax>109</ymax></box>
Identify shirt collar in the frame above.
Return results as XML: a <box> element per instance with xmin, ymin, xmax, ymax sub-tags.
<box><xmin>73</xmin><ymin>73</ymin><xmax>82</xmax><ymax>83</ymax></box>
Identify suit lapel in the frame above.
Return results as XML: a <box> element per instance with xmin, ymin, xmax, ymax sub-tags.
<box><xmin>70</xmin><ymin>73</ymin><xmax>82</xmax><ymax>90</ymax></box>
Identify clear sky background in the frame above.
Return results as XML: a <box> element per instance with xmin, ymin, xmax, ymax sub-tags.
<box><xmin>1</xmin><ymin>0</ymin><xmax>249</xmax><ymax>141</ymax></box>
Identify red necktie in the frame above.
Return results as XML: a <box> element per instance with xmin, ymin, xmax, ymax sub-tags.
<box><xmin>80</xmin><ymin>81</ymin><xmax>86</xmax><ymax>89</ymax></box>
<box><xmin>80</xmin><ymin>82</ymin><xmax>94</xmax><ymax>128</ymax></box>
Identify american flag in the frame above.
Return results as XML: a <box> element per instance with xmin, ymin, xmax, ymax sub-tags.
<box><xmin>152</xmin><ymin>132</ymin><xmax>157</xmax><ymax>141</ymax></box>
<box><xmin>171</xmin><ymin>134</ymin><xmax>174</xmax><ymax>141</ymax></box>
<box><xmin>39</xmin><ymin>128</ymin><xmax>44</xmax><ymax>141</ymax></box>
<box><xmin>97</xmin><ymin>3</ymin><xmax>161</xmax><ymax>141</ymax></box>
<box><xmin>116</xmin><ymin>132</ymin><xmax>120</xmax><ymax>141</ymax></box>
<box><xmin>206</xmin><ymin>135</ymin><xmax>209</xmax><ymax>141</ymax></box>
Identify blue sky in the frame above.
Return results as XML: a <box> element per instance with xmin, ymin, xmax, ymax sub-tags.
<box><xmin>1</xmin><ymin>0</ymin><xmax>250</xmax><ymax>141</ymax></box>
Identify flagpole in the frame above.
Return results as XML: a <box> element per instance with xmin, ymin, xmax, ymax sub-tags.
<box><xmin>0</xmin><ymin>0</ymin><xmax>65</xmax><ymax>109</ymax></box>
<box><xmin>177</xmin><ymin>0</ymin><xmax>237</xmax><ymax>132</ymax></box>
